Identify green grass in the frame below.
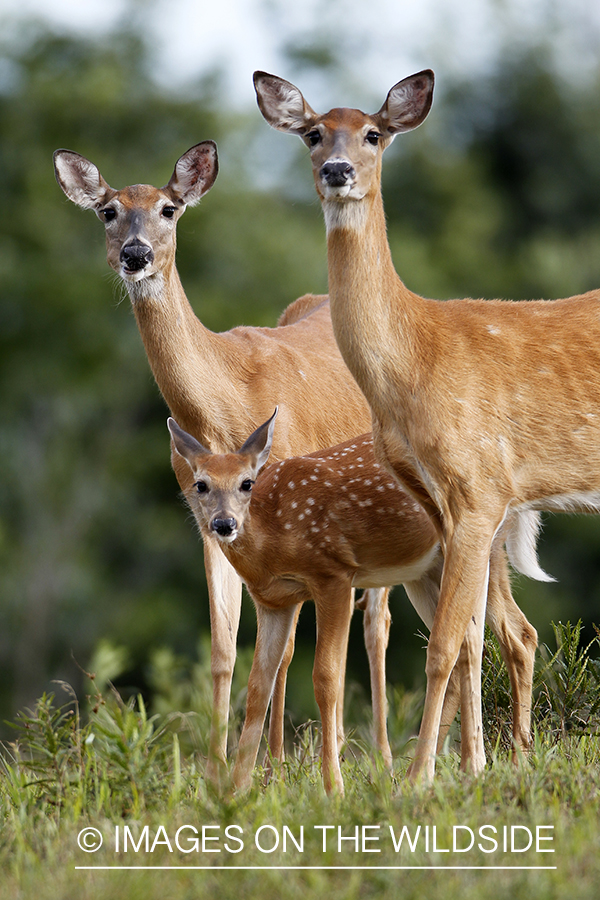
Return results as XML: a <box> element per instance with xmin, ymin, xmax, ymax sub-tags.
<box><xmin>1</xmin><ymin>623</ymin><xmax>599</xmax><ymax>899</ymax></box>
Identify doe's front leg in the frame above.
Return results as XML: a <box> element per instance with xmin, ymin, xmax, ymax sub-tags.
<box><xmin>409</xmin><ymin>518</ymin><xmax>497</xmax><ymax>783</ymax></box>
<box><xmin>204</xmin><ymin>540</ymin><xmax>243</xmax><ymax>788</ymax></box>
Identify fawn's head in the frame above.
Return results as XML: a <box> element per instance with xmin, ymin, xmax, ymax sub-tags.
<box><xmin>253</xmin><ymin>70</ymin><xmax>434</xmax><ymax>204</ymax></box>
<box><xmin>53</xmin><ymin>142</ymin><xmax>218</xmax><ymax>283</ymax></box>
<box><xmin>167</xmin><ymin>410</ymin><xmax>278</xmax><ymax>544</ymax></box>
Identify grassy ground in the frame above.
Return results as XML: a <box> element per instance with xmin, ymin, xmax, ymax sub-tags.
<box><xmin>1</xmin><ymin>622</ymin><xmax>599</xmax><ymax>899</ymax></box>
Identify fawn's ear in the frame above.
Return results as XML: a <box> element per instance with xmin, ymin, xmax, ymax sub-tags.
<box><xmin>53</xmin><ymin>149</ymin><xmax>114</xmax><ymax>210</ymax></box>
<box><xmin>164</xmin><ymin>141</ymin><xmax>218</xmax><ymax>207</ymax></box>
<box><xmin>167</xmin><ymin>417</ymin><xmax>211</xmax><ymax>466</ymax></box>
<box><xmin>238</xmin><ymin>408</ymin><xmax>278</xmax><ymax>473</ymax></box>
<box><xmin>254</xmin><ymin>71</ymin><xmax>317</xmax><ymax>135</ymax></box>
<box><xmin>373</xmin><ymin>69</ymin><xmax>435</xmax><ymax>136</ymax></box>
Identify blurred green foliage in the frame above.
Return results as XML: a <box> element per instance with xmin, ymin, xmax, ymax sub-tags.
<box><xmin>1</xmin><ymin>15</ymin><xmax>600</xmax><ymax>737</ymax></box>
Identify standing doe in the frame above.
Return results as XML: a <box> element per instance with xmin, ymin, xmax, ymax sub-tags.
<box><xmin>253</xmin><ymin>68</ymin><xmax>598</xmax><ymax>781</ymax></box>
<box><xmin>168</xmin><ymin>410</ymin><xmax>543</xmax><ymax>794</ymax></box>
<box><xmin>53</xmin><ymin>142</ymin><xmax>386</xmax><ymax>783</ymax></box>
<box><xmin>54</xmin><ymin>140</ymin><xmax>539</xmax><ymax>783</ymax></box>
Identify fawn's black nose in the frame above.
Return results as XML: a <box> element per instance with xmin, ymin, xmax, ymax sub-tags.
<box><xmin>319</xmin><ymin>160</ymin><xmax>355</xmax><ymax>187</ymax></box>
<box><xmin>120</xmin><ymin>240</ymin><xmax>154</xmax><ymax>271</ymax></box>
<box><xmin>211</xmin><ymin>517</ymin><xmax>237</xmax><ymax>537</ymax></box>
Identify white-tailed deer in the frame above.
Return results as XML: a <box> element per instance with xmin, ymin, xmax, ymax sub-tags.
<box><xmin>168</xmin><ymin>410</ymin><xmax>542</xmax><ymax>794</ymax></box>
<box><xmin>54</xmin><ymin>140</ymin><xmax>538</xmax><ymax>785</ymax></box>
<box><xmin>52</xmin><ymin>142</ymin><xmax>394</xmax><ymax>781</ymax></box>
<box><xmin>253</xmin><ymin>68</ymin><xmax>596</xmax><ymax>782</ymax></box>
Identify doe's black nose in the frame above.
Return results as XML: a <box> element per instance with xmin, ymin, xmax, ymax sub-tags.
<box><xmin>211</xmin><ymin>517</ymin><xmax>237</xmax><ymax>537</ymax></box>
<box><xmin>120</xmin><ymin>240</ymin><xmax>154</xmax><ymax>271</ymax></box>
<box><xmin>319</xmin><ymin>160</ymin><xmax>355</xmax><ymax>187</ymax></box>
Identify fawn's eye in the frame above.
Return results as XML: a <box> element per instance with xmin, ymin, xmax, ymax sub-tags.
<box><xmin>240</xmin><ymin>479</ymin><xmax>254</xmax><ymax>492</ymax></box>
<box><xmin>307</xmin><ymin>130</ymin><xmax>321</xmax><ymax>148</ymax></box>
<box><xmin>162</xmin><ymin>206</ymin><xmax>177</xmax><ymax>218</ymax></box>
<box><xmin>195</xmin><ymin>481</ymin><xmax>208</xmax><ymax>494</ymax></box>
<box><xmin>366</xmin><ymin>131</ymin><xmax>381</xmax><ymax>146</ymax></box>
<box><xmin>101</xmin><ymin>207</ymin><xmax>116</xmax><ymax>222</ymax></box>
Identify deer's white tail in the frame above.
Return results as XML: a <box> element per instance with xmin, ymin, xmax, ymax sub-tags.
<box><xmin>505</xmin><ymin>510</ymin><xmax>555</xmax><ymax>583</ymax></box>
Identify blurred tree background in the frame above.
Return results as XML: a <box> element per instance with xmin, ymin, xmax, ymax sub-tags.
<box><xmin>2</xmin><ymin>1</ymin><xmax>600</xmax><ymax>740</ymax></box>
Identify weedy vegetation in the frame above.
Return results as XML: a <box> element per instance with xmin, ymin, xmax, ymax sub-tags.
<box><xmin>1</xmin><ymin>622</ymin><xmax>600</xmax><ymax>899</ymax></box>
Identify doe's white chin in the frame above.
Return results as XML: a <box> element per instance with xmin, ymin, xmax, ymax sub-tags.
<box><xmin>216</xmin><ymin>532</ymin><xmax>238</xmax><ymax>545</ymax></box>
<box><xmin>121</xmin><ymin>268</ymin><xmax>150</xmax><ymax>283</ymax></box>
<box><xmin>322</xmin><ymin>183</ymin><xmax>352</xmax><ymax>200</ymax></box>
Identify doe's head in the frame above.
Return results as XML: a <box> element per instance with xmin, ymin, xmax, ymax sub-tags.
<box><xmin>53</xmin><ymin>142</ymin><xmax>218</xmax><ymax>283</ymax></box>
<box><xmin>253</xmin><ymin>70</ymin><xmax>434</xmax><ymax>203</ymax></box>
<box><xmin>167</xmin><ymin>409</ymin><xmax>278</xmax><ymax>544</ymax></box>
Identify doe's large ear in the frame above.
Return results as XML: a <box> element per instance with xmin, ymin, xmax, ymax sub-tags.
<box><xmin>164</xmin><ymin>141</ymin><xmax>218</xmax><ymax>207</ymax></box>
<box><xmin>373</xmin><ymin>69</ymin><xmax>434</xmax><ymax>136</ymax></box>
<box><xmin>167</xmin><ymin>417</ymin><xmax>211</xmax><ymax>467</ymax></box>
<box><xmin>238</xmin><ymin>407</ymin><xmax>278</xmax><ymax>473</ymax></box>
<box><xmin>253</xmin><ymin>71</ymin><xmax>317</xmax><ymax>135</ymax></box>
<box><xmin>53</xmin><ymin>149</ymin><xmax>114</xmax><ymax>209</ymax></box>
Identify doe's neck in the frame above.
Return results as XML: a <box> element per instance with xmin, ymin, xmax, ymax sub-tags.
<box><xmin>323</xmin><ymin>185</ymin><xmax>425</xmax><ymax>400</ymax></box>
<box><xmin>324</xmin><ymin>189</ymin><xmax>398</xmax><ymax>296</ymax></box>
<box><xmin>124</xmin><ymin>263</ymin><xmax>226</xmax><ymax>429</ymax></box>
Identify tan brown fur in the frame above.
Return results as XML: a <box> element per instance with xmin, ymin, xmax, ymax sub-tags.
<box><xmin>170</xmin><ymin>415</ymin><xmax>538</xmax><ymax>794</ymax></box>
<box><xmin>53</xmin><ymin>143</ymin><xmax>389</xmax><ymax>784</ymax></box>
<box><xmin>253</xmin><ymin>70</ymin><xmax>562</xmax><ymax>782</ymax></box>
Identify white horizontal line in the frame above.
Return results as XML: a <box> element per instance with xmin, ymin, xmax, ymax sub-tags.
<box><xmin>75</xmin><ymin>865</ymin><xmax>557</xmax><ymax>871</ymax></box>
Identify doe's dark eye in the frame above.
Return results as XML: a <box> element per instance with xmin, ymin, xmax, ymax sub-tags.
<box><xmin>240</xmin><ymin>479</ymin><xmax>254</xmax><ymax>492</ymax></box>
<box><xmin>101</xmin><ymin>208</ymin><xmax>116</xmax><ymax>222</ymax></box>
<box><xmin>195</xmin><ymin>481</ymin><xmax>208</xmax><ymax>494</ymax></box>
<box><xmin>366</xmin><ymin>131</ymin><xmax>381</xmax><ymax>146</ymax></box>
<box><xmin>162</xmin><ymin>206</ymin><xmax>177</xmax><ymax>218</ymax></box>
<box><xmin>307</xmin><ymin>130</ymin><xmax>321</xmax><ymax>147</ymax></box>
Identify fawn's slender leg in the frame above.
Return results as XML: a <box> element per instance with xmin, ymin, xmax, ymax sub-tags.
<box><xmin>265</xmin><ymin>605</ymin><xmax>302</xmax><ymax>764</ymax></box>
<box><xmin>232</xmin><ymin>603</ymin><xmax>300</xmax><ymax>792</ymax></box>
<box><xmin>360</xmin><ymin>587</ymin><xmax>393</xmax><ymax>767</ymax></box>
<box><xmin>312</xmin><ymin>577</ymin><xmax>355</xmax><ymax>795</ymax></box>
